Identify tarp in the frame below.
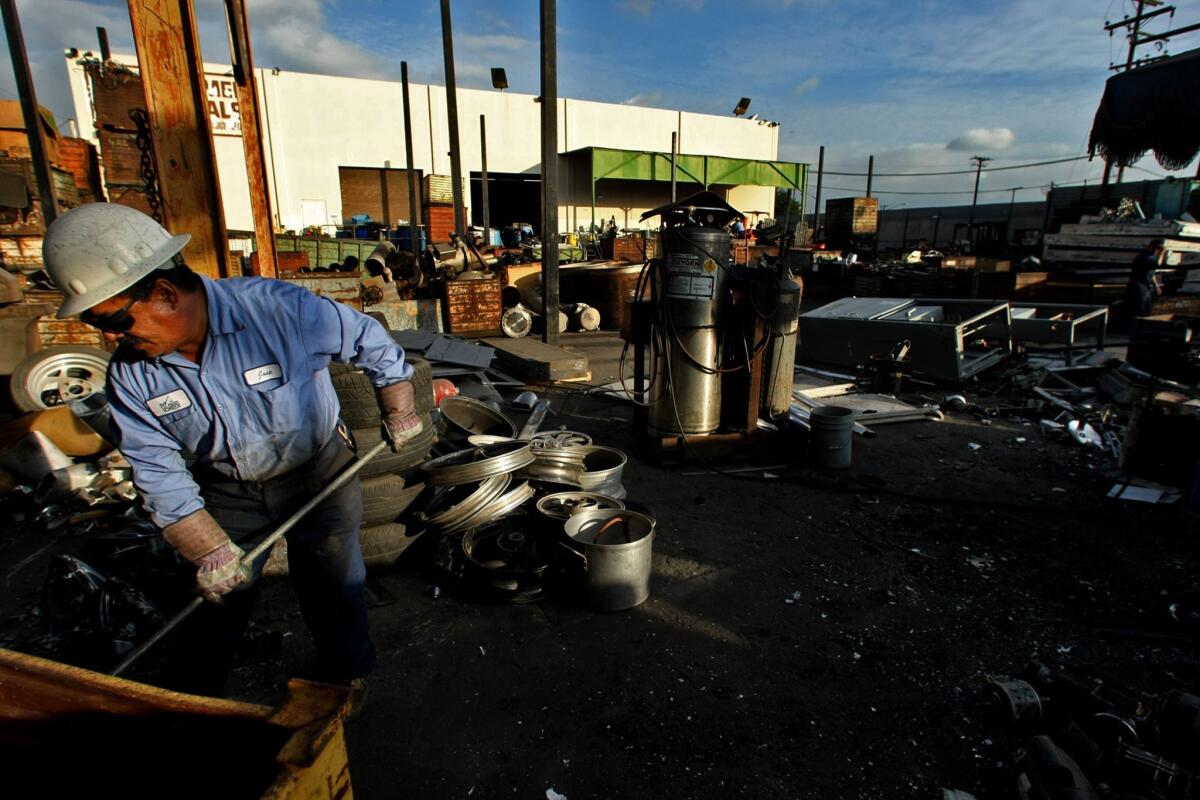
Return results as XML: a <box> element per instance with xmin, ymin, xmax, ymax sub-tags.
<box><xmin>1089</xmin><ymin>47</ymin><xmax>1200</xmax><ymax>170</ymax></box>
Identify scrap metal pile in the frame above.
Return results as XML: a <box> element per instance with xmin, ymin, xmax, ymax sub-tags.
<box><xmin>411</xmin><ymin>392</ymin><xmax>650</xmax><ymax>606</ymax></box>
<box><xmin>971</xmin><ymin>660</ymin><xmax>1200</xmax><ymax>800</ymax></box>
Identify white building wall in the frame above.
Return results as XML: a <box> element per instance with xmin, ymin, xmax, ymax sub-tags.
<box><xmin>66</xmin><ymin>54</ymin><xmax>785</xmax><ymax>234</ymax></box>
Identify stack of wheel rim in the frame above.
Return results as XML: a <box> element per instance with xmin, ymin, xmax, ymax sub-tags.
<box><xmin>330</xmin><ymin>356</ymin><xmax>438</xmax><ymax>567</ymax></box>
<box><xmin>417</xmin><ymin>441</ymin><xmax>536</xmax><ymax>535</ymax></box>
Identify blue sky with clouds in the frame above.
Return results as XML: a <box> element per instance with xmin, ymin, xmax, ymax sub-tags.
<box><xmin>2</xmin><ymin>0</ymin><xmax>1198</xmax><ymax>209</ymax></box>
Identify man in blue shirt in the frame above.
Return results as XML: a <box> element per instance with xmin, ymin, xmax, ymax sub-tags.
<box><xmin>42</xmin><ymin>203</ymin><xmax>423</xmax><ymax>699</ymax></box>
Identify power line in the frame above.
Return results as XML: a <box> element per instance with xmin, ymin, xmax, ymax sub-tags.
<box><xmin>821</xmin><ymin>154</ymin><xmax>1091</xmax><ymax>178</ymax></box>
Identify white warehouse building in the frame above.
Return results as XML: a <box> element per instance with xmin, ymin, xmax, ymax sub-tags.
<box><xmin>65</xmin><ymin>52</ymin><xmax>804</xmax><ymax>237</ymax></box>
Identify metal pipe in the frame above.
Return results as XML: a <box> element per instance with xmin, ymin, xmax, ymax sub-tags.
<box><xmin>111</xmin><ymin>440</ymin><xmax>389</xmax><ymax>676</ymax></box>
<box><xmin>670</xmin><ymin>131</ymin><xmax>677</xmax><ymax>202</ymax></box>
<box><xmin>518</xmin><ymin>400</ymin><xmax>550</xmax><ymax>440</ymax></box>
<box><xmin>539</xmin><ymin>0</ymin><xmax>559</xmax><ymax>345</ymax></box>
<box><xmin>1</xmin><ymin>0</ymin><xmax>57</xmax><ymax>226</ymax></box>
<box><xmin>812</xmin><ymin>145</ymin><xmax>824</xmax><ymax>242</ymax></box>
<box><xmin>865</xmin><ymin>154</ymin><xmax>874</xmax><ymax>198</ymax></box>
<box><xmin>480</xmin><ymin>114</ymin><xmax>489</xmax><ymax>247</ymax></box>
<box><xmin>439</xmin><ymin>0</ymin><xmax>467</xmax><ymax>236</ymax></box>
<box><xmin>401</xmin><ymin>62</ymin><xmax>421</xmax><ymax>255</ymax></box>
<box><xmin>97</xmin><ymin>26</ymin><xmax>111</xmax><ymax>61</ymax></box>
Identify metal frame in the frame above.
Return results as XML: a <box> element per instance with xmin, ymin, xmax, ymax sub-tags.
<box><xmin>1009</xmin><ymin>303</ymin><xmax>1108</xmax><ymax>366</ymax></box>
<box><xmin>799</xmin><ymin>297</ymin><xmax>1013</xmax><ymax>382</ymax></box>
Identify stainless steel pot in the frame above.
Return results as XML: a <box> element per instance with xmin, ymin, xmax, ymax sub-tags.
<box><xmin>561</xmin><ymin>509</ymin><xmax>655</xmax><ymax>611</ymax></box>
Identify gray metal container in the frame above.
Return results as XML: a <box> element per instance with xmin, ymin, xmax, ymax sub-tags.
<box><xmin>761</xmin><ymin>277</ymin><xmax>802</xmax><ymax>419</ymax></box>
<box><xmin>561</xmin><ymin>509</ymin><xmax>655</xmax><ymax>611</ymax></box>
<box><xmin>647</xmin><ymin>225</ymin><xmax>732</xmax><ymax>437</ymax></box>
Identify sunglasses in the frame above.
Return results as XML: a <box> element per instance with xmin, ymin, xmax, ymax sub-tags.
<box><xmin>80</xmin><ymin>294</ymin><xmax>140</xmax><ymax>333</ymax></box>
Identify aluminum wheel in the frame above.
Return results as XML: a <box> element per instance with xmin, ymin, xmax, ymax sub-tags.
<box><xmin>10</xmin><ymin>346</ymin><xmax>111</xmax><ymax>412</ymax></box>
<box><xmin>530</xmin><ymin>430</ymin><xmax>592</xmax><ymax>449</ymax></box>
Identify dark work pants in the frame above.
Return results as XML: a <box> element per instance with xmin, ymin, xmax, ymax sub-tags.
<box><xmin>165</xmin><ymin>429</ymin><xmax>375</xmax><ymax>696</ymax></box>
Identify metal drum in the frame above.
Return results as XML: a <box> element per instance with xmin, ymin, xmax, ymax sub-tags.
<box><xmin>760</xmin><ymin>275</ymin><xmax>803</xmax><ymax>419</ymax></box>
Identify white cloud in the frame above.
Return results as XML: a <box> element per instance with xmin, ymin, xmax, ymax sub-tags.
<box><xmin>946</xmin><ymin>127</ymin><xmax>1016</xmax><ymax>152</ymax></box>
<box><xmin>792</xmin><ymin>77</ymin><xmax>820</xmax><ymax>95</ymax></box>
<box><xmin>622</xmin><ymin>91</ymin><xmax>665</xmax><ymax>107</ymax></box>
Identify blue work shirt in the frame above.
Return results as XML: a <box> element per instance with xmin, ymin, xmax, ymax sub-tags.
<box><xmin>106</xmin><ymin>276</ymin><xmax>412</xmax><ymax>529</ymax></box>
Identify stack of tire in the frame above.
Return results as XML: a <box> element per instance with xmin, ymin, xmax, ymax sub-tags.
<box><xmin>331</xmin><ymin>356</ymin><xmax>437</xmax><ymax>568</ymax></box>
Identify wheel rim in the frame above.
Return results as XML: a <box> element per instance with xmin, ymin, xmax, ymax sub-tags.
<box><xmin>20</xmin><ymin>350</ymin><xmax>110</xmax><ymax>409</ymax></box>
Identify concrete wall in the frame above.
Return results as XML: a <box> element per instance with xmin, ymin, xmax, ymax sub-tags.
<box><xmin>67</xmin><ymin>53</ymin><xmax>781</xmax><ymax>235</ymax></box>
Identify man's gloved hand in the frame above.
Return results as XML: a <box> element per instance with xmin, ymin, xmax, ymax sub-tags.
<box><xmin>377</xmin><ymin>380</ymin><xmax>423</xmax><ymax>452</ymax></box>
<box><xmin>162</xmin><ymin>509</ymin><xmax>251</xmax><ymax>603</ymax></box>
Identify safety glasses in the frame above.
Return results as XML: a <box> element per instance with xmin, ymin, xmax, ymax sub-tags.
<box><xmin>80</xmin><ymin>294</ymin><xmax>139</xmax><ymax>333</ymax></box>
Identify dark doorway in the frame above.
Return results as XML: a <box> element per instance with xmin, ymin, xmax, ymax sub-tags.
<box><xmin>470</xmin><ymin>172</ymin><xmax>542</xmax><ymax>235</ymax></box>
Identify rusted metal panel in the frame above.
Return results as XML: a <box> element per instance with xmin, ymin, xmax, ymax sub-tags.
<box><xmin>23</xmin><ymin>289</ymin><xmax>108</xmax><ymax>348</ymax></box>
<box><xmin>0</xmin><ymin>233</ymin><xmax>43</xmax><ymax>268</ymax></box>
<box><xmin>369</xmin><ymin>298</ymin><xmax>443</xmax><ymax>332</ymax></box>
<box><xmin>87</xmin><ymin>63</ymin><xmax>144</xmax><ymax>131</ymax></box>
<box><xmin>443</xmin><ymin>277</ymin><xmax>501</xmax><ymax>335</ymax></box>
<box><xmin>279</xmin><ymin>274</ymin><xmax>363</xmax><ymax>312</ymax></box>
<box><xmin>127</xmin><ymin>0</ymin><xmax>230</xmax><ymax>280</ymax></box>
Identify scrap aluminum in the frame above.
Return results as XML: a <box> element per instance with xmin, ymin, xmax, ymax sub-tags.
<box><xmin>529</xmin><ymin>430</ymin><xmax>592</xmax><ymax>449</ymax></box>
<box><xmin>575</xmin><ymin>446</ymin><xmax>628</xmax><ymax>500</ymax></box>
<box><xmin>421</xmin><ymin>441</ymin><xmax>535</xmax><ymax>486</ymax></box>
<box><xmin>535</xmin><ymin>492</ymin><xmax>625</xmax><ymax>521</ymax></box>
<box><xmin>421</xmin><ymin>474</ymin><xmax>512</xmax><ymax>534</ymax></box>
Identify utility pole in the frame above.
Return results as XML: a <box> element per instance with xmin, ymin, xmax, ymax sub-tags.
<box><xmin>401</xmin><ymin>62</ymin><xmax>421</xmax><ymax>256</ymax></box>
<box><xmin>539</xmin><ymin>0</ymin><xmax>559</xmax><ymax>346</ymax></box>
<box><xmin>968</xmin><ymin>155</ymin><xmax>991</xmax><ymax>228</ymax></box>
<box><xmin>812</xmin><ymin>145</ymin><xmax>824</xmax><ymax>243</ymax></box>
<box><xmin>1</xmin><ymin>0</ymin><xmax>58</xmax><ymax>226</ymax></box>
<box><xmin>1006</xmin><ymin>187</ymin><xmax>1018</xmax><ymax>245</ymax></box>
<box><xmin>480</xmin><ymin>114</ymin><xmax>489</xmax><ymax>247</ymax></box>
<box><xmin>439</xmin><ymin>0</ymin><xmax>466</xmax><ymax>236</ymax></box>
<box><xmin>865</xmin><ymin>154</ymin><xmax>874</xmax><ymax>198</ymax></box>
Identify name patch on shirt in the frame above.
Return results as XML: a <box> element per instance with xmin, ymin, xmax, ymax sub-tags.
<box><xmin>147</xmin><ymin>389</ymin><xmax>192</xmax><ymax>418</ymax></box>
<box><xmin>243</xmin><ymin>363</ymin><xmax>283</xmax><ymax>386</ymax></box>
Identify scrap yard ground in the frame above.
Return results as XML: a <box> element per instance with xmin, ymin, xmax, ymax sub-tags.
<box><xmin>4</xmin><ymin>334</ymin><xmax>1196</xmax><ymax>799</ymax></box>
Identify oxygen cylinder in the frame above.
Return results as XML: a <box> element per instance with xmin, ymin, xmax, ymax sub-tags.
<box><xmin>647</xmin><ymin>226</ymin><xmax>732</xmax><ymax>436</ymax></box>
<box><xmin>761</xmin><ymin>276</ymin><xmax>803</xmax><ymax>419</ymax></box>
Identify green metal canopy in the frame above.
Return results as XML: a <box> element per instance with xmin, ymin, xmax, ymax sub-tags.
<box><xmin>564</xmin><ymin>146</ymin><xmax>808</xmax><ymax>231</ymax></box>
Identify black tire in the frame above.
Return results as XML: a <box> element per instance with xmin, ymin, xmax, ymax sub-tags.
<box><xmin>354</xmin><ymin>413</ymin><xmax>437</xmax><ymax>478</ymax></box>
<box><xmin>331</xmin><ymin>357</ymin><xmax>434</xmax><ymax>429</ymax></box>
<box><xmin>360</xmin><ymin>474</ymin><xmax>426</xmax><ymax>526</ymax></box>
<box><xmin>359</xmin><ymin>522</ymin><xmax>420</xmax><ymax>568</ymax></box>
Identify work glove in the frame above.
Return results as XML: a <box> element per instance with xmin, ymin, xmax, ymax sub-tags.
<box><xmin>377</xmin><ymin>380</ymin><xmax>423</xmax><ymax>452</ymax></box>
<box><xmin>162</xmin><ymin>509</ymin><xmax>251</xmax><ymax>603</ymax></box>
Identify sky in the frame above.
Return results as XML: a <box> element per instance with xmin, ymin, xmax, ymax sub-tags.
<box><xmin>1</xmin><ymin>0</ymin><xmax>1198</xmax><ymax>211</ymax></box>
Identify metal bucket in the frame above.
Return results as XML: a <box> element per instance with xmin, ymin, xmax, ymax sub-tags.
<box><xmin>561</xmin><ymin>509</ymin><xmax>655</xmax><ymax>611</ymax></box>
<box><xmin>809</xmin><ymin>405</ymin><xmax>854</xmax><ymax>469</ymax></box>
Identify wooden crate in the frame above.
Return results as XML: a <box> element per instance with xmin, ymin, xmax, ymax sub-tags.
<box><xmin>824</xmin><ymin>197</ymin><xmax>879</xmax><ymax>241</ymax></box>
<box><xmin>443</xmin><ymin>276</ymin><xmax>501</xmax><ymax>335</ymax></box>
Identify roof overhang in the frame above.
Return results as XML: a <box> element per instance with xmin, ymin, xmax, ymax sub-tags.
<box><xmin>563</xmin><ymin>146</ymin><xmax>807</xmax><ymax>190</ymax></box>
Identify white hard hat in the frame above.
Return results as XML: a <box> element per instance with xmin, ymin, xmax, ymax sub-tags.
<box><xmin>42</xmin><ymin>203</ymin><xmax>191</xmax><ymax>319</ymax></box>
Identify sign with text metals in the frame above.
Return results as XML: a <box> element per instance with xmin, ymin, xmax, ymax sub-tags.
<box><xmin>207</xmin><ymin>75</ymin><xmax>241</xmax><ymax>136</ymax></box>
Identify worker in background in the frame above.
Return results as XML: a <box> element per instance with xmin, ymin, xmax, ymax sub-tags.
<box><xmin>1126</xmin><ymin>238</ymin><xmax>1165</xmax><ymax>319</ymax></box>
<box><xmin>732</xmin><ymin>216</ymin><xmax>746</xmax><ymax>239</ymax></box>
<box><xmin>41</xmin><ymin>203</ymin><xmax>425</xmax><ymax>705</ymax></box>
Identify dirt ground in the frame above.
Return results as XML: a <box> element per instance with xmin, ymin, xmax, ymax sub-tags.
<box><xmin>3</xmin><ymin>333</ymin><xmax>1199</xmax><ymax>799</ymax></box>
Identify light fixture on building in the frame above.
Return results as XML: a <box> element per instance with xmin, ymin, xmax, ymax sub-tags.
<box><xmin>732</xmin><ymin>97</ymin><xmax>751</xmax><ymax>117</ymax></box>
<box><xmin>491</xmin><ymin>68</ymin><xmax>508</xmax><ymax>90</ymax></box>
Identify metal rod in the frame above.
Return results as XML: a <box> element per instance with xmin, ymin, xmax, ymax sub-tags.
<box><xmin>110</xmin><ymin>440</ymin><xmax>389</xmax><ymax>676</ymax></box>
<box><xmin>480</xmin><ymin>114</ymin><xmax>489</xmax><ymax>247</ymax></box>
<box><xmin>812</xmin><ymin>145</ymin><xmax>824</xmax><ymax>242</ymax></box>
<box><xmin>1</xmin><ymin>0</ymin><xmax>57</xmax><ymax>226</ymax></box>
<box><xmin>401</xmin><ymin>62</ymin><xmax>421</xmax><ymax>256</ymax></box>
<box><xmin>539</xmin><ymin>0</ymin><xmax>559</xmax><ymax>346</ymax></box>
<box><xmin>439</xmin><ymin>0</ymin><xmax>467</xmax><ymax>237</ymax></box>
<box><xmin>517</xmin><ymin>400</ymin><xmax>550</xmax><ymax>440</ymax></box>
<box><xmin>865</xmin><ymin>154</ymin><xmax>874</xmax><ymax>198</ymax></box>
<box><xmin>670</xmin><ymin>131</ymin><xmax>677</xmax><ymax>202</ymax></box>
